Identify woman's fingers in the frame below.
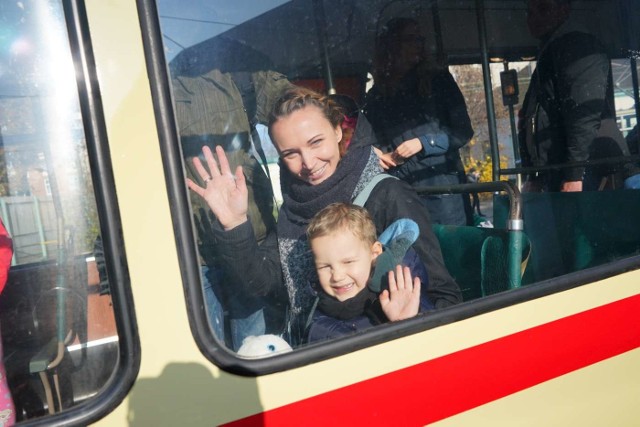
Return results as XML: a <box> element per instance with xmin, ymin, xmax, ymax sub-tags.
<box><xmin>234</xmin><ymin>165</ymin><xmax>247</xmax><ymax>194</ymax></box>
<box><xmin>186</xmin><ymin>178</ymin><xmax>204</xmax><ymax>198</ymax></box>
<box><xmin>191</xmin><ymin>155</ymin><xmax>213</xmax><ymax>185</ymax></box>
<box><xmin>214</xmin><ymin>145</ymin><xmax>233</xmax><ymax>176</ymax></box>
<box><xmin>202</xmin><ymin>146</ymin><xmax>221</xmax><ymax>177</ymax></box>
<box><xmin>191</xmin><ymin>145</ymin><xmax>237</xmax><ymax>185</ymax></box>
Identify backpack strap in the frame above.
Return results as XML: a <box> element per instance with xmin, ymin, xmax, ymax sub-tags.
<box><xmin>352</xmin><ymin>174</ymin><xmax>398</xmax><ymax>207</ymax></box>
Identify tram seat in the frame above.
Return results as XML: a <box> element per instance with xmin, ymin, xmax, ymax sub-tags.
<box><xmin>432</xmin><ymin>224</ymin><xmax>531</xmax><ymax>301</ymax></box>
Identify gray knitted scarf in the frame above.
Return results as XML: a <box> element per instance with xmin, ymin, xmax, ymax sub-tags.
<box><xmin>276</xmin><ymin>146</ymin><xmax>382</xmax><ymax>345</ymax></box>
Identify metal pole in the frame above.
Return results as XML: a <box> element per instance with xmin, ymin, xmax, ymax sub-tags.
<box><xmin>431</xmin><ymin>2</ymin><xmax>445</xmax><ymax>65</ymax></box>
<box><xmin>312</xmin><ymin>0</ymin><xmax>336</xmax><ymax>94</ymax></box>
<box><xmin>475</xmin><ymin>0</ymin><xmax>500</xmax><ymax>181</ymax></box>
<box><xmin>32</xmin><ymin>195</ymin><xmax>49</xmax><ymax>260</ymax></box>
<box><xmin>504</xmin><ymin>61</ymin><xmax>522</xmax><ymax>188</ymax></box>
<box><xmin>631</xmin><ymin>58</ymin><xmax>640</xmax><ymax>147</ymax></box>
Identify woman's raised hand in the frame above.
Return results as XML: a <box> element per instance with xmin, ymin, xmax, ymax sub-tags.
<box><xmin>186</xmin><ymin>145</ymin><xmax>249</xmax><ymax>231</ymax></box>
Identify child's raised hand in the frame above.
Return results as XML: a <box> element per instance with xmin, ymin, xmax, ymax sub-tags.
<box><xmin>379</xmin><ymin>265</ymin><xmax>421</xmax><ymax>321</ymax></box>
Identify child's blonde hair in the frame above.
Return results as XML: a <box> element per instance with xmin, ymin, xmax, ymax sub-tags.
<box><xmin>307</xmin><ymin>203</ymin><xmax>377</xmax><ymax>246</ymax></box>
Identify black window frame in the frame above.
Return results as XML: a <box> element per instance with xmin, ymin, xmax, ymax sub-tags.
<box><xmin>17</xmin><ymin>1</ymin><xmax>142</xmax><ymax>425</ymax></box>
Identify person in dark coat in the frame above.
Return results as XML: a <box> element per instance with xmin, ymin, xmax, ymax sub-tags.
<box><xmin>187</xmin><ymin>87</ymin><xmax>461</xmax><ymax>347</ymax></box>
<box><xmin>518</xmin><ymin>0</ymin><xmax>639</xmax><ymax>192</ymax></box>
<box><xmin>364</xmin><ymin>17</ymin><xmax>474</xmax><ymax>226</ymax></box>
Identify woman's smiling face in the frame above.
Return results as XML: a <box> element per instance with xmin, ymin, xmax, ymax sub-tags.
<box><xmin>270</xmin><ymin>105</ymin><xmax>342</xmax><ymax>185</ymax></box>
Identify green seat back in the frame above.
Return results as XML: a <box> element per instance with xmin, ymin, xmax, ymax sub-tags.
<box><xmin>432</xmin><ymin>224</ymin><xmax>531</xmax><ymax>301</ymax></box>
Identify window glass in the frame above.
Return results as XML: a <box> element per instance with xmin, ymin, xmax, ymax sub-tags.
<box><xmin>157</xmin><ymin>0</ymin><xmax>640</xmax><ymax>358</ymax></box>
<box><xmin>0</xmin><ymin>0</ymin><xmax>119</xmax><ymax>422</ymax></box>
<box><xmin>613</xmin><ymin>59</ymin><xmax>639</xmax><ymax>137</ymax></box>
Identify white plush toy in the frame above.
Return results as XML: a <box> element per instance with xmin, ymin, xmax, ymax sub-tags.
<box><xmin>237</xmin><ymin>334</ymin><xmax>293</xmax><ymax>358</ymax></box>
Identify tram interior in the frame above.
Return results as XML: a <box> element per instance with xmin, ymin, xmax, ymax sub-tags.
<box><xmin>167</xmin><ymin>0</ymin><xmax>640</xmax><ymax>295</ymax></box>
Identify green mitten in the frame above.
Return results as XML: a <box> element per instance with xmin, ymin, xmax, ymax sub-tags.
<box><xmin>369</xmin><ymin>219</ymin><xmax>419</xmax><ymax>293</ymax></box>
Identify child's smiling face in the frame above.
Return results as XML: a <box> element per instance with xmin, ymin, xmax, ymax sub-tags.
<box><xmin>310</xmin><ymin>229</ymin><xmax>382</xmax><ymax>302</ymax></box>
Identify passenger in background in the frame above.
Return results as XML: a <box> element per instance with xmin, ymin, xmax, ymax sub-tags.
<box><xmin>0</xmin><ymin>219</ymin><xmax>15</xmax><ymax>426</ymax></box>
<box><xmin>518</xmin><ymin>0</ymin><xmax>640</xmax><ymax>192</ymax></box>
<box><xmin>171</xmin><ymin>46</ymin><xmax>293</xmax><ymax>350</ymax></box>
<box><xmin>187</xmin><ymin>87</ymin><xmax>461</xmax><ymax>347</ymax></box>
<box><xmin>364</xmin><ymin>17</ymin><xmax>474</xmax><ymax>226</ymax></box>
<box><xmin>306</xmin><ymin>203</ymin><xmax>431</xmax><ymax>343</ymax></box>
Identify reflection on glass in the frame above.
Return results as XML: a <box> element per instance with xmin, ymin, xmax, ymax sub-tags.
<box><xmin>0</xmin><ymin>0</ymin><xmax>118</xmax><ymax>422</ymax></box>
<box><xmin>157</xmin><ymin>0</ymin><xmax>640</xmax><ymax>357</ymax></box>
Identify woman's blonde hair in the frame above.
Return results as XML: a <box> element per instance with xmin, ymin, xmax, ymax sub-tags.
<box><xmin>307</xmin><ymin>203</ymin><xmax>377</xmax><ymax>246</ymax></box>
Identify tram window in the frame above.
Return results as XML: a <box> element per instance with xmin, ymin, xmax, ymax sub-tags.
<box><xmin>0</xmin><ymin>1</ymin><xmax>122</xmax><ymax>422</ymax></box>
<box><xmin>613</xmin><ymin>59</ymin><xmax>639</xmax><ymax>137</ymax></box>
<box><xmin>155</xmin><ymin>0</ymin><xmax>640</xmax><ymax>363</ymax></box>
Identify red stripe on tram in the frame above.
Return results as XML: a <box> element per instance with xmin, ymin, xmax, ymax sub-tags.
<box><xmin>224</xmin><ymin>294</ymin><xmax>640</xmax><ymax>427</ymax></box>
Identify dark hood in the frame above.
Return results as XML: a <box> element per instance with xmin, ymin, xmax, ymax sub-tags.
<box><xmin>348</xmin><ymin>113</ymin><xmax>378</xmax><ymax>150</ymax></box>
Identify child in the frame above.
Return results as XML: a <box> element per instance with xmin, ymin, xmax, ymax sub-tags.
<box><xmin>305</xmin><ymin>202</ymin><xmax>433</xmax><ymax>343</ymax></box>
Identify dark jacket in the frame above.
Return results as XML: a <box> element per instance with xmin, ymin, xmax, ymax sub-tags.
<box><xmin>518</xmin><ymin>22</ymin><xmax>634</xmax><ymax>190</ymax></box>
<box><xmin>363</xmin><ymin>68</ymin><xmax>473</xmax><ymax>185</ymax></box>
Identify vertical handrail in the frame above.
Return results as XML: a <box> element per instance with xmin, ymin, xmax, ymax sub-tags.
<box><xmin>475</xmin><ymin>0</ymin><xmax>500</xmax><ymax>182</ymax></box>
<box><xmin>503</xmin><ymin>61</ymin><xmax>523</xmax><ymax>189</ymax></box>
<box><xmin>631</xmin><ymin>58</ymin><xmax>639</xmax><ymax>147</ymax></box>
<box><xmin>33</xmin><ymin>196</ymin><xmax>49</xmax><ymax>260</ymax></box>
<box><xmin>312</xmin><ymin>0</ymin><xmax>336</xmax><ymax>94</ymax></box>
<box><xmin>416</xmin><ymin>181</ymin><xmax>524</xmax><ymax>289</ymax></box>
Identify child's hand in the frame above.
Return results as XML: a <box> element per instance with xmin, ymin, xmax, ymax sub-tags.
<box><xmin>380</xmin><ymin>265</ymin><xmax>421</xmax><ymax>321</ymax></box>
